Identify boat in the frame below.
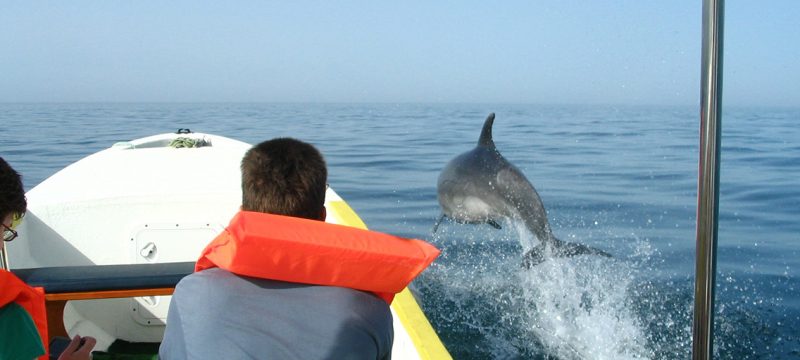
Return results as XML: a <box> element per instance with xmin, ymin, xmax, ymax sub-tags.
<box><xmin>7</xmin><ymin>130</ymin><xmax>451</xmax><ymax>359</ymax></box>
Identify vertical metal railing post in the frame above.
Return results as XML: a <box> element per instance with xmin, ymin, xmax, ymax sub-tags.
<box><xmin>693</xmin><ymin>0</ymin><xmax>724</xmax><ymax>359</ymax></box>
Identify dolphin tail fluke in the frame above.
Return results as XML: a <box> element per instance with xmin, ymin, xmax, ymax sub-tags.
<box><xmin>521</xmin><ymin>243</ymin><xmax>548</xmax><ymax>268</ymax></box>
<box><xmin>521</xmin><ymin>238</ymin><xmax>611</xmax><ymax>268</ymax></box>
<box><xmin>552</xmin><ymin>238</ymin><xmax>612</xmax><ymax>258</ymax></box>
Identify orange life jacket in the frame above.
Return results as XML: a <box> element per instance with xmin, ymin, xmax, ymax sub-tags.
<box><xmin>0</xmin><ymin>269</ymin><xmax>49</xmax><ymax>359</ymax></box>
<box><xmin>196</xmin><ymin>211</ymin><xmax>440</xmax><ymax>304</ymax></box>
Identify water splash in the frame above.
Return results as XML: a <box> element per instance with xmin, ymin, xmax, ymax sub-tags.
<box><xmin>518</xmin><ymin>256</ymin><xmax>650</xmax><ymax>359</ymax></box>
<box><xmin>418</xmin><ymin>221</ymin><xmax>654</xmax><ymax>359</ymax></box>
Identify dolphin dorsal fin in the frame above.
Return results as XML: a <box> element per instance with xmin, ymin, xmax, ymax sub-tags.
<box><xmin>478</xmin><ymin>113</ymin><xmax>496</xmax><ymax>147</ymax></box>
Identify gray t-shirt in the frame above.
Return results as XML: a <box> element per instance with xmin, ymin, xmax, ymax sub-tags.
<box><xmin>159</xmin><ymin>268</ymin><xmax>393</xmax><ymax>360</ymax></box>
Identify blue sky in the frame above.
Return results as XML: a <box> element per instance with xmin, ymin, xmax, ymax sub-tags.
<box><xmin>1</xmin><ymin>1</ymin><xmax>797</xmax><ymax>106</ymax></box>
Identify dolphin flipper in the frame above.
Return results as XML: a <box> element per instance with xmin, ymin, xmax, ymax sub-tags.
<box><xmin>487</xmin><ymin>219</ymin><xmax>502</xmax><ymax>229</ymax></box>
<box><xmin>432</xmin><ymin>214</ymin><xmax>446</xmax><ymax>234</ymax></box>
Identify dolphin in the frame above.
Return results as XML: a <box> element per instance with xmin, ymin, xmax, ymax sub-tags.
<box><xmin>435</xmin><ymin>113</ymin><xmax>611</xmax><ymax>267</ymax></box>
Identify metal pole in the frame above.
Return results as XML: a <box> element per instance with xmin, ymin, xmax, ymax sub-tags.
<box><xmin>693</xmin><ymin>0</ymin><xmax>724</xmax><ymax>359</ymax></box>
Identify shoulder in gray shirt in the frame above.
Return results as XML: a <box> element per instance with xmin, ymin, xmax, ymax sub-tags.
<box><xmin>159</xmin><ymin>268</ymin><xmax>393</xmax><ymax>360</ymax></box>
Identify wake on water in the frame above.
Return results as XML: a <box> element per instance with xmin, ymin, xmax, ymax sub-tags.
<box><xmin>418</xmin><ymin>219</ymin><xmax>659</xmax><ymax>359</ymax></box>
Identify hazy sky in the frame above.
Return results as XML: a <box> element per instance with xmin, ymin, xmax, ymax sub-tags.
<box><xmin>1</xmin><ymin>1</ymin><xmax>798</xmax><ymax>106</ymax></box>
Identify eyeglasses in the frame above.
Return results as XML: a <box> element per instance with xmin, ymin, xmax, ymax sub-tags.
<box><xmin>2</xmin><ymin>223</ymin><xmax>17</xmax><ymax>242</ymax></box>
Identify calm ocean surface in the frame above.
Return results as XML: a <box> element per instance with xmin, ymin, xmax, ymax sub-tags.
<box><xmin>1</xmin><ymin>103</ymin><xmax>798</xmax><ymax>359</ymax></box>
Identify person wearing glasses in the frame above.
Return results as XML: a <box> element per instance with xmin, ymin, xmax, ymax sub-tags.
<box><xmin>0</xmin><ymin>156</ymin><xmax>96</xmax><ymax>360</ymax></box>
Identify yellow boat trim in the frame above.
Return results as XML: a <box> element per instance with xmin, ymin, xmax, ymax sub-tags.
<box><xmin>392</xmin><ymin>288</ymin><xmax>452</xmax><ymax>359</ymax></box>
<box><xmin>328</xmin><ymin>200</ymin><xmax>368</xmax><ymax>230</ymax></box>
<box><xmin>328</xmin><ymin>200</ymin><xmax>451</xmax><ymax>359</ymax></box>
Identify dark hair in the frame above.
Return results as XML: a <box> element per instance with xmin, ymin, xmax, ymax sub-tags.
<box><xmin>241</xmin><ymin>138</ymin><xmax>327</xmax><ymax>220</ymax></box>
<box><xmin>0</xmin><ymin>157</ymin><xmax>27</xmax><ymax>221</ymax></box>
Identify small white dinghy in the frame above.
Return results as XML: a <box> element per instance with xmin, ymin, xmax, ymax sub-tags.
<box><xmin>8</xmin><ymin>130</ymin><xmax>449</xmax><ymax>359</ymax></box>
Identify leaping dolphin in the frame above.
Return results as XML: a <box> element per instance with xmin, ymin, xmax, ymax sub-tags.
<box><xmin>435</xmin><ymin>113</ymin><xmax>611</xmax><ymax>267</ymax></box>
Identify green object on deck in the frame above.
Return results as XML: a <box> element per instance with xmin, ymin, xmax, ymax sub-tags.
<box><xmin>169</xmin><ymin>137</ymin><xmax>208</xmax><ymax>148</ymax></box>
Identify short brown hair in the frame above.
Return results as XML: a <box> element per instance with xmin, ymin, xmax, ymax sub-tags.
<box><xmin>0</xmin><ymin>157</ymin><xmax>27</xmax><ymax>221</ymax></box>
<box><xmin>240</xmin><ymin>138</ymin><xmax>327</xmax><ymax>220</ymax></box>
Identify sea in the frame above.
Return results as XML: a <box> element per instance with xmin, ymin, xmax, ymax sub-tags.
<box><xmin>1</xmin><ymin>103</ymin><xmax>798</xmax><ymax>359</ymax></box>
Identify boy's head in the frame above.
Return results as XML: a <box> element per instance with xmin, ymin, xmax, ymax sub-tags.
<box><xmin>0</xmin><ymin>157</ymin><xmax>26</xmax><ymax>223</ymax></box>
<box><xmin>240</xmin><ymin>138</ymin><xmax>327</xmax><ymax>221</ymax></box>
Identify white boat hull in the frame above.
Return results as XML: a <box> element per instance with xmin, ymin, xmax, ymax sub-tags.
<box><xmin>9</xmin><ymin>132</ymin><xmax>450</xmax><ymax>359</ymax></box>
